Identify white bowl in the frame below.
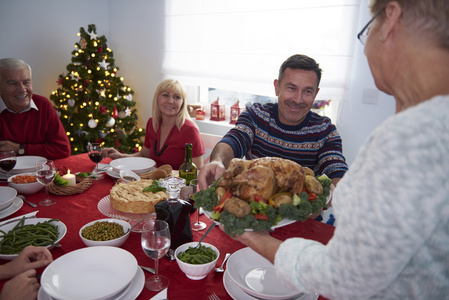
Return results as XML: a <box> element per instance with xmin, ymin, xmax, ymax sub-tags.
<box><xmin>0</xmin><ymin>186</ymin><xmax>17</xmax><ymax>211</ymax></box>
<box><xmin>0</xmin><ymin>218</ymin><xmax>67</xmax><ymax>260</ymax></box>
<box><xmin>227</xmin><ymin>247</ymin><xmax>303</xmax><ymax>300</ymax></box>
<box><xmin>41</xmin><ymin>246</ymin><xmax>137</xmax><ymax>300</ymax></box>
<box><xmin>175</xmin><ymin>242</ymin><xmax>219</xmax><ymax>280</ymax></box>
<box><xmin>110</xmin><ymin>157</ymin><xmax>156</xmax><ymax>174</ymax></box>
<box><xmin>79</xmin><ymin>218</ymin><xmax>131</xmax><ymax>247</ymax></box>
<box><xmin>8</xmin><ymin>172</ymin><xmax>44</xmax><ymax>195</ymax></box>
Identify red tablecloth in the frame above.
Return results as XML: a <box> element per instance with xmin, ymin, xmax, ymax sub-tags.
<box><xmin>0</xmin><ymin>154</ymin><xmax>334</xmax><ymax>300</ymax></box>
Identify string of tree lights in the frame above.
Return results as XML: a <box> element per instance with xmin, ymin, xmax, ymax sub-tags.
<box><xmin>50</xmin><ymin>24</ymin><xmax>146</xmax><ymax>155</ymax></box>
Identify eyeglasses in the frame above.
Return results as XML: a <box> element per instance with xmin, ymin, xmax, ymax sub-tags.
<box><xmin>357</xmin><ymin>9</ymin><xmax>385</xmax><ymax>45</ymax></box>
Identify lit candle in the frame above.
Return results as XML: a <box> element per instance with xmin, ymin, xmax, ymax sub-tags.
<box><xmin>62</xmin><ymin>170</ymin><xmax>76</xmax><ymax>186</ymax></box>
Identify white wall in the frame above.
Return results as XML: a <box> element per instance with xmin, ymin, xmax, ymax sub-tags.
<box><xmin>0</xmin><ymin>0</ymin><xmax>109</xmax><ymax>98</ymax></box>
<box><xmin>108</xmin><ymin>0</ymin><xmax>165</xmax><ymax>126</ymax></box>
<box><xmin>338</xmin><ymin>1</ymin><xmax>395</xmax><ymax>165</ymax></box>
<box><xmin>0</xmin><ymin>0</ymin><xmax>395</xmax><ymax>165</ymax></box>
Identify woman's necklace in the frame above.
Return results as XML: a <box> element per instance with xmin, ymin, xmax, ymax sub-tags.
<box><xmin>153</xmin><ymin>125</ymin><xmax>176</xmax><ymax>156</ymax></box>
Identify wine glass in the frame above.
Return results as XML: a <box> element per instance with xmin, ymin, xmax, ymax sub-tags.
<box><xmin>35</xmin><ymin>160</ymin><xmax>56</xmax><ymax>206</ymax></box>
<box><xmin>190</xmin><ymin>179</ymin><xmax>206</xmax><ymax>231</ymax></box>
<box><xmin>87</xmin><ymin>143</ymin><xmax>104</xmax><ymax>180</ymax></box>
<box><xmin>0</xmin><ymin>151</ymin><xmax>17</xmax><ymax>180</ymax></box>
<box><xmin>141</xmin><ymin>219</ymin><xmax>171</xmax><ymax>291</ymax></box>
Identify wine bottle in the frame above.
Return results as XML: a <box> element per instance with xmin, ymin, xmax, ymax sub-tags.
<box><xmin>179</xmin><ymin>143</ymin><xmax>197</xmax><ymax>185</ymax></box>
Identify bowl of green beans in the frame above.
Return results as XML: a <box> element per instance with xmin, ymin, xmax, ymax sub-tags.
<box><xmin>0</xmin><ymin>217</ymin><xmax>67</xmax><ymax>260</ymax></box>
<box><xmin>175</xmin><ymin>242</ymin><xmax>220</xmax><ymax>280</ymax></box>
<box><xmin>79</xmin><ymin>218</ymin><xmax>131</xmax><ymax>247</ymax></box>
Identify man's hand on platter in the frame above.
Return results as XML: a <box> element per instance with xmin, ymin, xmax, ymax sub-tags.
<box><xmin>198</xmin><ymin>161</ymin><xmax>226</xmax><ymax>190</ymax></box>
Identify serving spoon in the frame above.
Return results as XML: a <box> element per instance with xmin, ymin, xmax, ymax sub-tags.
<box><xmin>17</xmin><ymin>195</ymin><xmax>37</xmax><ymax>208</ymax></box>
<box><xmin>215</xmin><ymin>253</ymin><xmax>231</xmax><ymax>272</ymax></box>
<box><xmin>194</xmin><ymin>222</ymin><xmax>216</xmax><ymax>248</ymax></box>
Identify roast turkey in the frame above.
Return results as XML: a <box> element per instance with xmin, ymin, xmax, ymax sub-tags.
<box><xmin>218</xmin><ymin>157</ymin><xmax>305</xmax><ymax>202</ymax></box>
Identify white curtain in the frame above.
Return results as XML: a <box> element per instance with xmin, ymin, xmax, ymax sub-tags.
<box><xmin>163</xmin><ymin>0</ymin><xmax>361</xmax><ymax>103</ymax></box>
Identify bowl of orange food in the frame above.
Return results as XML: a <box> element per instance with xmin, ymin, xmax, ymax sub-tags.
<box><xmin>8</xmin><ymin>172</ymin><xmax>44</xmax><ymax>195</ymax></box>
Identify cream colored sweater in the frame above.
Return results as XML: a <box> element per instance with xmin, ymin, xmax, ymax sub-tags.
<box><xmin>275</xmin><ymin>95</ymin><xmax>449</xmax><ymax>299</ymax></box>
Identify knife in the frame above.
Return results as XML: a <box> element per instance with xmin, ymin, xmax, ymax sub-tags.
<box><xmin>139</xmin><ymin>265</ymin><xmax>155</xmax><ymax>274</ymax></box>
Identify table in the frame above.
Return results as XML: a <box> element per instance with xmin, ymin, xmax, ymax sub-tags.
<box><xmin>0</xmin><ymin>154</ymin><xmax>334</xmax><ymax>300</ymax></box>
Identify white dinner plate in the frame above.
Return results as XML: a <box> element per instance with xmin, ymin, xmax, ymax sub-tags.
<box><xmin>227</xmin><ymin>247</ymin><xmax>305</xmax><ymax>300</ymax></box>
<box><xmin>0</xmin><ymin>156</ymin><xmax>47</xmax><ymax>180</ymax></box>
<box><xmin>224</xmin><ymin>268</ymin><xmax>317</xmax><ymax>300</ymax></box>
<box><xmin>0</xmin><ymin>197</ymin><xmax>23</xmax><ymax>220</ymax></box>
<box><xmin>38</xmin><ymin>265</ymin><xmax>144</xmax><ymax>300</ymax></box>
<box><xmin>41</xmin><ymin>246</ymin><xmax>138</xmax><ymax>300</ymax></box>
<box><xmin>110</xmin><ymin>157</ymin><xmax>156</xmax><ymax>174</ymax></box>
<box><xmin>204</xmin><ymin>193</ymin><xmax>331</xmax><ymax>231</ymax></box>
<box><xmin>0</xmin><ymin>218</ymin><xmax>66</xmax><ymax>260</ymax></box>
<box><xmin>0</xmin><ymin>156</ymin><xmax>46</xmax><ymax>174</ymax></box>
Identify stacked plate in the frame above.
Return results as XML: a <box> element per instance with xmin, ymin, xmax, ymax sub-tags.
<box><xmin>0</xmin><ymin>156</ymin><xmax>46</xmax><ymax>180</ymax></box>
<box><xmin>0</xmin><ymin>186</ymin><xmax>23</xmax><ymax>221</ymax></box>
<box><xmin>38</xmin><ymin>246</ymin><xmax>144</xmax><ymax>300</ymax></box>
<box><xmin>224</xmin><ymin>248</ymin><xmax>318</xmax><ymax>300</ymax></box>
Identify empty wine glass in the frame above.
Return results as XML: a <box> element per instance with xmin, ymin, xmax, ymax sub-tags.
<box><xmin>35</xmin><ymin>159</ymin><xmax>56</xmax><ymax>206</ymax></box>
<box><xmin>87</xmin><ymin>143</ymin><xmax>104</xmax><ymax>180</ymax></box>
<box><xmin>141</xmin><ymin>219</ymin><xmax>171</xmax><ymax>291</ymax></box>
<box><xmin>190</xmin><ymin>179</ymin><xmax>206</xmax><ymax>231</ymax></box>
<box><xmin>0</xmin><ymin>151</ymin><xmax>17</xmax><ymax>180</ymax></box>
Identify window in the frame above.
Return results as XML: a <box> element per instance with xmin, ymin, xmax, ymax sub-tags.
<box><xmin>163</xmin><ymin>0</ymin><xmax>361</xmax><ymax>123</ymax></box>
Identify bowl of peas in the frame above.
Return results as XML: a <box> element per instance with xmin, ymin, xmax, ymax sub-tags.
<box><xmin>79</xmin><ymin>218</ymin><xmax>131</xmax><ymax>247</ymax></box>
<box><xmin>175</xmin><ymin>242</ymin><xmax>220</xmax><ymax>280</ymax></box>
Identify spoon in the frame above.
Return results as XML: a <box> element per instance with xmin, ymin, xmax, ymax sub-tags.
<box><xmin>215</xmin><ymin>253</ymin><xmax>231</xmax><ymax>272</ymax></box>
<box><xmin>17</xmin><ymin>195</ymin><xmax>37</xmax><ymax>208</ymax></box>
<box><xmin>194</xmin><ymin>222</ymin><xmax>216</xmax><ymax>248</ymax></box>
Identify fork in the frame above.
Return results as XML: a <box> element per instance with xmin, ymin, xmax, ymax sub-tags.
<box><xmin>209</xmin><ymin>293</ymin><xmax>220</xmax><ymax>300</ymax></box>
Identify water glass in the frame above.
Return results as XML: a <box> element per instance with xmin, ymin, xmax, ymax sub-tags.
<box><xmin>35</xmin><ymin>160</ymin><xmax>56</xmax><ymax>206</ymax></box>
<box><xmin>141</xmin><ymin>219</ymin><xmax>171</xmax><ymax>291</ymax></box>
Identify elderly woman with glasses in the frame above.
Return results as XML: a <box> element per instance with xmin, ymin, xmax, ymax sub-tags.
<box><xmin>223</xmin><ymin>1</ymin><xmax>449</xmax><ymax>299</ymax></box>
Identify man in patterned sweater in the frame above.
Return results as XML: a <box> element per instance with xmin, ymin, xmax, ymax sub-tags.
<box><xmin>198</xmin><ymin>54</ymin><xmax>348</xmax><ymax>189</ymax></box>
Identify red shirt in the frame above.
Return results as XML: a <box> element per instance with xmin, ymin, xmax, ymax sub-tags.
<box><xmin>0</xmin><ymin>94</ymin><xmax>71</xmax><ymax>159</ymax></box>
<box><xmin>144</xmin><ymin>118</ymin><xmax>205</xmax><ymax>169</ymax></box>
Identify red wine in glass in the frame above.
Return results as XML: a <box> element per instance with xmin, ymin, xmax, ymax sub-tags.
<box><xmin>0</xmin><ymin>151</ymin><xmax>17</xmax><ymax>179</ymax></box>
<box><xmin>88</xmin><ymin>151</ymin><xmax>104</xmax><ymax>163</ymax></box>
<box><xmin>0</xmin><ymin>159</ymin><xmax>16</xmax><ymax>172</ymax></box>
<box><xmin>87</xmin><ymin>143</ymin><xmax>104</xmax><ymax>180</ymax></box>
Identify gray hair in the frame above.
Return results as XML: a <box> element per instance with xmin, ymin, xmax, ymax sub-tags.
<box><xmin>0</xmin><ymin>58</ymin><xmax>32</xmax><ymax>84</ymax></box>
<box><xmin>369</xmin><ymin>0</ymin><xmax>449</xmax><ymax>49</ymax></box>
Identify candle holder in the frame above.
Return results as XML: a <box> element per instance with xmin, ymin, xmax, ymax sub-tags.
<box><xmin>210</xmin><ymin>97</ymin><xmax>225</xmax><ymax>121</ymax></box>
<box><xmin>230</xmin><ymin>99</ymin><xmax>245</xmax><ymax>124</ymax></box>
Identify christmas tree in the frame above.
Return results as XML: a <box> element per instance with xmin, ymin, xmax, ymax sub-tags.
<box><xmin>50</xmin><ymin>24</ymin><xmax>146</xmax><ymax>155</ymax></box>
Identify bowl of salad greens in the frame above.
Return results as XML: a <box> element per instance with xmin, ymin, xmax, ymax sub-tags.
<box><xmin>193</xmin><ymin>174</ymin><xmax>332</xmax><ymax>237</ymax></box>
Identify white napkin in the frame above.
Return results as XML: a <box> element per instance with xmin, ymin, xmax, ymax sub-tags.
<box><xmin>95</xmin><ymin>163</ymin><xmax>110</xmax><ymax>173</ymax></box>
<box><xmin>149</xmin><ymin>288</ymin><xmax>167</xmax><ymax>300</ymax></box>
<box><xmin>0</xmin><ymin>211</ymin><xmax>39</xmax><ymax>226</ymax></box>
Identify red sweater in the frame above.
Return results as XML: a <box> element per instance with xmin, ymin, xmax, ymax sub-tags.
<box><xmin>144</xmin><ymin>118</ymin><xmax>205</xmax><ymax>169</ymax></box>
<box><xmin>0</xmin><ymin>94</ymin><xmax>71</xmax><ymax>159</ymax></box>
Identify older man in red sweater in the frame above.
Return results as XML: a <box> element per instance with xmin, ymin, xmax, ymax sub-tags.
<box><xmin>0</xmin><ymin>58</ymin><xmax>70</xmax><ymax>159</ymax></box>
